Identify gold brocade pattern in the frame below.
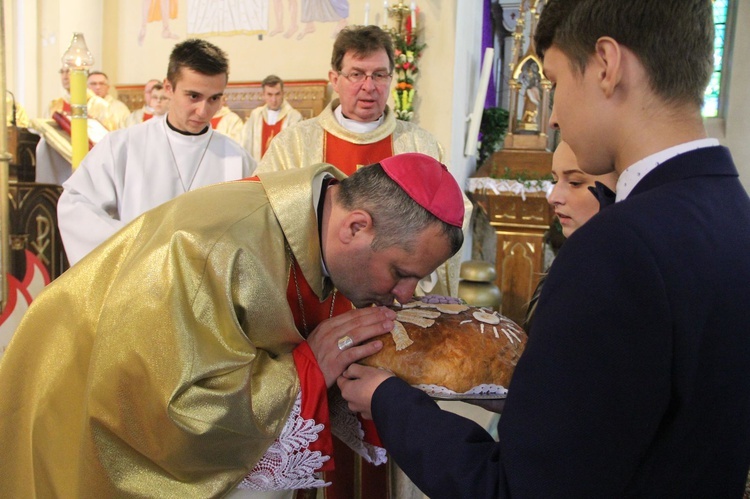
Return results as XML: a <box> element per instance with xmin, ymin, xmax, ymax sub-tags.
<box><xmin>256</xmin><ymin>100</ymin><xmax>471</xmax><ymax>298</ymax></box>
<box><xmin>0</xmin><ymin>164</ymin><xmax>345</xmax><ymax>497</ymax></box>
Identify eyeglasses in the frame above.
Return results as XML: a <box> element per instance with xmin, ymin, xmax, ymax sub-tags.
<box><xmin>338</xmin><ymin>70</ymin><xmax>392</xmax><ymax>85</ymax></box>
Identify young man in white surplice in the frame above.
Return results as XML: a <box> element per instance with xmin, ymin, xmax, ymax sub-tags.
<box><xmin>57</xmin><ymin>38</ymin><xmax>255</xmax><ymax>266</ymax></box>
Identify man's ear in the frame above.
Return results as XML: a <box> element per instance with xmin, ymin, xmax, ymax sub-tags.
<box><xmin>163</xmin><ymin>79</ymin><xmax>174</xmax><ymax>96</ymax></box>
<box><xmin>338</xmin><ymin>210</ymin><xmax>373</xmax><ymax>245</ymax></box>
<box><xmin>594</xmin><ymin>36</ymin><xmax>623</xmax><ymax>98</ymax></box>
<box><xmin>329</xmin><ymin>69</ymin><xmax>340</xmax><ymax>90</ymax></box>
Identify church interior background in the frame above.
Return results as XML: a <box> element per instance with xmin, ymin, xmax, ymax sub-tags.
<box><xmin>0</xmin><ymin>5</ymin><xmax>747</xmax><ymax>493</ymax></box>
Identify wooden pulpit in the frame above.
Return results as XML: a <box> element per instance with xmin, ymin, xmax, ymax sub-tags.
<box><xmin>6</xmin><ymin>125</ymin><xmax>68</xmax><ymax>282</ymax></box>
<box><xmin>471</xmin><ymin>149</ymin><xmax>553</xmax><ymax>326</ymax></box>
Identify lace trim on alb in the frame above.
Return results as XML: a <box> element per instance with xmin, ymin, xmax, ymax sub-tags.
<box><xmin>329</xmin><ymin>390</ymin><xmax>388</xmax><ymax>466</ymax></box>
<box><xmin>238</xmin><ymin>393</ymin><xmax>331</xmax><ymax>490</ymax></box>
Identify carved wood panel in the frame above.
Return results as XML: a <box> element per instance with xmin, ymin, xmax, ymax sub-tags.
<box><xmin>8</xmin><ymin>182</ymin><xmax>68</xmax><ymax>281</ymax></box>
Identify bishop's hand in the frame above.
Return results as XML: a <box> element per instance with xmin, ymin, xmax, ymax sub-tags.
<box><xmin>306</xmin><ymin>306</ymin><xmax>395</xmax><ymax>388</ymax></box>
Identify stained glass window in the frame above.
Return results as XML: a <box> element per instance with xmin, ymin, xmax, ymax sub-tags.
<box><xmin>703</xmin><ymin>0</ymin><xmax>731</xmax><ymax>118</ymax></box>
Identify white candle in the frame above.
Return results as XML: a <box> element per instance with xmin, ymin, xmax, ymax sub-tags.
<box><xmin>364</xmin><ymin>1</ymin><xmax>370</xmax><ymax>25</ymax></box>
<box><xmin>411</xmin><ymin>2</ymin><xmax>417</xmax><ymax>30</ymax></box>
<box><xmin>383</xmin><ymin>1</ymin><xmax>389</xmax><ymax>25</ymax></box>
<box><xmin>464</xmin><ymin>47</ymin><xmax>495</xmax><ymax>157</ymax></box>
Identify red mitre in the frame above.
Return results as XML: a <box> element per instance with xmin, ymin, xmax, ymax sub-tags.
<box><xmin>380</xmin><ymin>153</ymin><xmax>464</xmax><ymax>227</ymax></box>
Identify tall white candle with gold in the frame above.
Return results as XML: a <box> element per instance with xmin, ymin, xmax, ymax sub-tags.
<box><xmin>69</xmin><ymin>67</ymin><xmax>88</xmax><ymax>169</ymax></box>
<box><xmin>61</xmin><ymin>33</ymin><xmax>94</xmax><ymax>170</ymax></box>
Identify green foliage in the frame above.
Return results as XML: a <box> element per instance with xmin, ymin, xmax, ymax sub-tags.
<box><xmin>478</xmin><ymin>107</ymin><xmax>510</xmax><ymax>166</ymax></box>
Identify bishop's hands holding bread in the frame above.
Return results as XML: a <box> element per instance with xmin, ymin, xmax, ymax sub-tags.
<box><xmin>306</xmin><ymin>306</ymin><xmax>395</xmax><ymax>388</ymax></box>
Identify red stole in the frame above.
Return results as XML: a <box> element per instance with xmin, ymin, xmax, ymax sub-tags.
<box><xmin>286</xmin><ymin>258</ymin><xmax>351</xmax><ymax>335</ymax></box>
<box><xmin>323</xmin><ymin>132</ymin><xmax>394</xmax><ymax>175</ymax></box>
<box><xmin>285</xmin><ymin>259</ymin><xmax>388</xmax><ymax>499</ymax></box>
<box><xmin>210</xmin><ymin>116</ymin><xmax>222</xmax><ymax>129</ymax></box>
<box><xmin>261</xmin><ymin>118</ymin><xmax>285</xmax><ymax>158</ymax></box>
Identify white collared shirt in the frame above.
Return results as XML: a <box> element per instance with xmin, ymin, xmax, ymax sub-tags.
<box><xmin>615</xmin><ymin>138</ymin><xmax>720</xmax><ymax>202</ymax></box>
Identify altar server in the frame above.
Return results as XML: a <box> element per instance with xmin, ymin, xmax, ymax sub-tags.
<box><xmin>58</xmin><ymin>38</ymin><xmax>254</xmax><ymax>266</ymax></box>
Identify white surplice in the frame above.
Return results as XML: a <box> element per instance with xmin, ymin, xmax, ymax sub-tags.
<box><xmin>58</xmin><ymin>114</ymin><xmax>256</xmax><ymax>265</ymax></box>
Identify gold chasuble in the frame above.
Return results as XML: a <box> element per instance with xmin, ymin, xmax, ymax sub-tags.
<box><xmin>0</xmin><ymin>164</ymin><xmax>348</xmax><ymax>497</ymax></box>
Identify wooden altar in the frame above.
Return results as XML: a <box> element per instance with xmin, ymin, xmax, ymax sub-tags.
<box><xmin>471</xmin><ymin>150</ymin><xmax>553</xmax><ymax>326</ymax></box>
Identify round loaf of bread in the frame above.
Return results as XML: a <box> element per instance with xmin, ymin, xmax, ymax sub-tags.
<box><xmin>361</xmin><ymin>301</ymin><xmax>527</xmax><ymax>394</ymax></box>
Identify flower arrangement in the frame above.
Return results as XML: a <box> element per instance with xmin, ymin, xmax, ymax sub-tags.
<box><xmin>391</xmin><ymin>15</ymin><xmax>425</xmax><ymax>122</ymax></box>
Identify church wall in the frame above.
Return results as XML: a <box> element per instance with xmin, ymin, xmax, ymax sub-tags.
<box><xmin>28</xmin><ymin>0</ymin><xmax>103</xmax><ymax>119</ymax></box>
<box><xmin>7</xmin><ymin>0</ymin><xmax>750</xmax><ymax>193</ymax></box>
<box><xmin>99</xmin><ymin>1</ymin><xmax>462</xmax><ymax>173</ymax></box>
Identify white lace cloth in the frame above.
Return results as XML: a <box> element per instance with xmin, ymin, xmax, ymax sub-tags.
<box><xmin>468</xmin><ymin>177</ymin><xmax>553</xmax><ymax>201</ymax></box>
<box><xmin>328</xmin><ymin>390</ymin><xmax>388</xmax><ymax>466</ymax></box>
<box><xmin>238</xmin><ymin>393</ymin><xmax>330</xmax><ymax>491</ymax></box>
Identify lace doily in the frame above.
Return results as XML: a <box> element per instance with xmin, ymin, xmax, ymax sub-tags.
<box><xmin>238</xmin><ymin>393</ymin><xmax>331</xmax><ymax>491</ymax></box>
<box><xmin>415</xmin><ymin>383</ymin><xmax>509</xmax><ymax>400</ymax></box>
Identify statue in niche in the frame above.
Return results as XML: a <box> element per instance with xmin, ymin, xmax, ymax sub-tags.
<box><xmin>518</xmin><ymin>61</ymin><xmax>541</xmax><ymax>132</ymax></box>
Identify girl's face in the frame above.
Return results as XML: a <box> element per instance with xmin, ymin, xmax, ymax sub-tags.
<box><xmin>548</xmin><ymin>142</ymin><xmax>618</xmax><ymax>238</ymax></box>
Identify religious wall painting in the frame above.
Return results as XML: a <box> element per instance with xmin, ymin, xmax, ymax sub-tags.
<box><xmin>187</xmin><ymin>0</ymin><xmax>269</xmax><ymax>37</ymax></box>
<box><xmin>268</xmin><ymin>0</ymin><xmax>350</xmax><ymax>40</ymax></box>
<box><xmin>176</xmin><ymin>0</ymin><xmax>349</xmax><ymax>41</ymax></box>
<box><xmin>139</xmin><ymin>0</ymin><xmax>180</xmax><ymax>46</ymax></box>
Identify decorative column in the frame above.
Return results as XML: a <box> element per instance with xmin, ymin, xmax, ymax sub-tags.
<box><xmin>0</xmin><ymin>1</ymin><xmax>10</xmax><ymax>309</ymax></box>
<box><xmin>61</xmin><ymin>33</ymin><xmax>94</xmax><ymax>170</ymax></box>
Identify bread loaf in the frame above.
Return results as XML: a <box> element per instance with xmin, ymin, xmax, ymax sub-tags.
<box><xmin>361</xmin><ymin>301</ymin><xmax>527</xmax><ymax>394</ymax></box>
